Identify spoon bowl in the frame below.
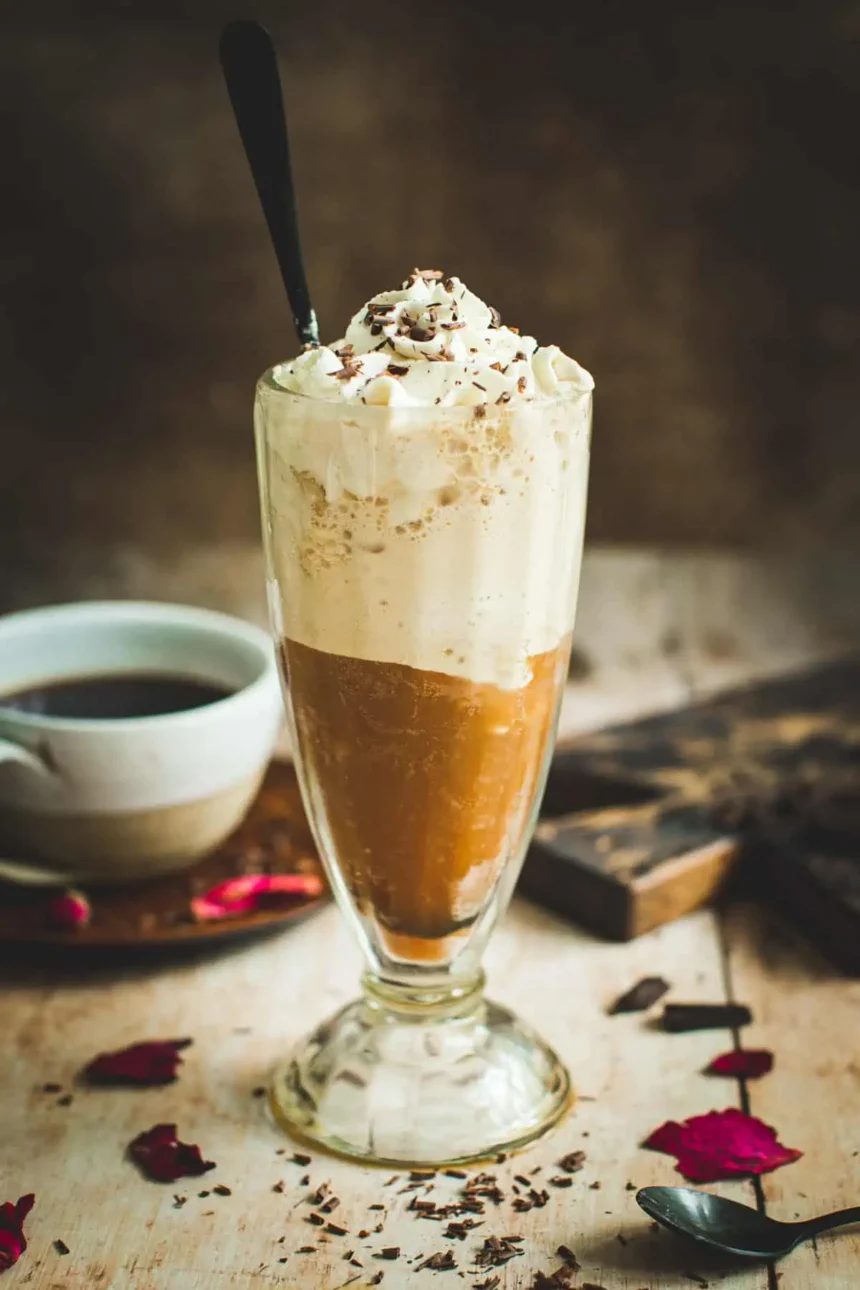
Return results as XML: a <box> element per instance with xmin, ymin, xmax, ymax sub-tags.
<box><xmin>637</xmin><ymin>1186</ymin><xmax>860</xmax><ymax>1261</ymax></box>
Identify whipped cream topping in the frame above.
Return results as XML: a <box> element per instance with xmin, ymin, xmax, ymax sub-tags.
<box><xmin>273</xmin><ymin>269</ymin><xmax>594</xmax><ymax>408</ymax></box>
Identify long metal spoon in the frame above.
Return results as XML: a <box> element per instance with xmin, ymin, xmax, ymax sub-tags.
<box><xmin>219</xmin><ymin>19</ymin><xmax>319</xmax><ymax>347</ymax></box>
<box><xmin>638</xmin><ymin>1186</ymin><xmax>860</xmax><ymax>1261</ymax></box>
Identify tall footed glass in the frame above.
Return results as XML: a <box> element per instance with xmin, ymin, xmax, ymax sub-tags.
<box><xmin>255</xmin><ymin>375</ymin><xmax>592</xmax><ymax>1165</ymax></box>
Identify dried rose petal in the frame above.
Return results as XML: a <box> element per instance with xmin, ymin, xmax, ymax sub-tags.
<box><xmin>705</xmin><ymin>1049</ymin><xmax>774</xmax><ymax>1079</ymax></box>
<box><xmin>190</xmin><ymin>873</ymin><xmax>323</xmax><ymax>922</ymax></box>
<box><xmin>84</xmin><ymin>1039</ymin><xmax>192</xmax><ymax>1086</ymax></box>
<box><xmin>644</xmin><ymin>1108</ymin><xmax>801</xmax><ymax>1182</ymax></box>
<box><xmin>0</xmin><ymin>1194</ymin><xmax>35</xmax><ymax>1273</ymax></box>
<box><xmin>47</xmin><ymin>889</ymin><xmax>90</xmax><ymax>930</ymax></box>
<box><xmin>128</xmin><ymin>1124</ymin><xmax>215</xmax><ymax>1183</ymax></box>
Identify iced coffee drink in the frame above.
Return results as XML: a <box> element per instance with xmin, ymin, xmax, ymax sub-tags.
<box><xmin>256</xmin><ymin>269</ymin><xmax>592</xmax><ymax>1162</ymax></box>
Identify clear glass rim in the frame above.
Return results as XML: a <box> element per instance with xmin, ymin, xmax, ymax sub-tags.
<box><xmin>255</xmin><ymin>366</ymin><xmax>593</xmax><ymax>422</ymax></box>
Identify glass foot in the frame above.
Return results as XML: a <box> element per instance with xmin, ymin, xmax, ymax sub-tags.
<box><xmin>269</xmin><ymin>975</ymin><xmax>572</xmax><ymax>1166</ymax></box>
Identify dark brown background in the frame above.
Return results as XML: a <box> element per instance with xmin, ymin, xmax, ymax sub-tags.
<box><xmin>1</xmin><ymin>1</ymin><xmax>858</xmax><ymax>604</ymax></box>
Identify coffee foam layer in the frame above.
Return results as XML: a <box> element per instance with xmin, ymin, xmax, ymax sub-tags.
<box><xmin>259</xmin><ymin>394</ymin><xmax>592</xmax><ymax>689</ymax></box>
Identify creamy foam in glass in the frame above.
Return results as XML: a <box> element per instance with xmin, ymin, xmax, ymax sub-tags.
<box><xmin>255</xmin><ymin>268</ymin><xmax>593</xmax><ymax>1164</ymax></box>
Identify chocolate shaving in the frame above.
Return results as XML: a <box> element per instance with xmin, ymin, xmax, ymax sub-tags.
<box><xmin>306</xmin><ymin>1214</ymin><xmax>325</xmax><ymax>1227</ymax></box>
<box><xmin>370</xmin><ymin>1274</ymin><xmax>384</xmax><ymax>1286</ymax></box>
<box><xmin>443</xmin><ymin>1219</ymin><xmax>481</xmax><ymax>1240</ymax></box>
<box><xmin>444</xmin><ymin>1169</ymin><xmax>467</xmax><ymax>1179</ymax></box>
<box><xmin>418</xmin><ymin>1250</ymin><xmax>458</xmax><ymax>1271</ymax></box>
<box><xmin>292</xmin><ymin>1153</ymin><xmax>312</xmax><ymax>1166</ymax></box>
<box><xmin>54</xmin><ymin>1239</ymin><xmax>70</xmax><ymax>1255</ymax></box>
<box><xmin>557</xmin><ymin>1151</ymin><xmax>586</xmax><ymax>1173</ymax></box>
<box><xmin>515</xmin><ymin>350</ymin><xmax>527</xmax><ymax>361</ymax></box>
<box><xmin>387</xmin><ymin>363</ymin><xmax>409</xmax><ymax>377</ymax></box>
<box><xmin>334</xmin><ymin>360</ymin><xmax>363</xmax><ymax>381</ymax></box>
<box><xmin>463</xmin><ymin>1174</ymin><xmax>504</xmax><ymax>1206</ymax></box>
<box><xmin>408</xmin><ymin>326</ymin><xmax>435</xmax><ymax>343</ymax></box>
<box><xmin>488</xmin><ymin>306</ymin><xmax>502</xmax><ymax>328</ymax></box>
<box><xmin>474</xmin><ymin>1280</ymin><xmax>500</xmax><ymax>1290</ymax></box>
<box><xmin>609</xmin><ymin>976</ymin><xmax>670</xmax><ymax>1014</ymax></box>
<box><xmin>496</xmin><ymin>392</ymin><xmax>511</xmax><ymax>405</ymax></box>
<box><xmin>473</xmin><ymin>1236</ymin><xmax>524</xmax><ymax>1268</ymax></box>
<box><xmin>325</xmin><ymin>1223</ymin><xmax>347</xmax><ymax>1236</ymax></box>
<box><xmin>557</xmin><ymin>1246</ymin><xmax>580</xmax><ymax>1269</ymax></box>
<box><xmin>57</xmin><ymin>1094</ymin><xmax>73</xmax><ymax>1106</ymax></box>
<box><xmin>441</xmin><ymin>320</ymin><xmax>466</xmax><ymax>330</ymax></box>
<box><xmin>272</xmin><ymin>1181</ymin><xmax>285</xmax><ymax>1193</ymax></box>
<box><xmin>662</xmin><ymin>1003</ymin><xmax>752</xmax><ymax>1032</ymax></box>
<box><xmin>516</xmin><ymin>375</ymin><xmax>528</xmax><ymax>394</ymax></box>
<box><xmin>369</xmin><ymin>1203</ymin><xmax>385</xmax><ymax>1210</ymax></box>
<box><xmin>297</xmin><ymin>1245</ymin><xmax>316</xmax><ymax>1254</ymax></box>
<box><xmin>472</xmin><ymin>382</ymin><xmax>487</xmax><ymax>392</ymax></box>
<box><xmin>549</xmin><ymin>1176</ymin><xmax>573</xmax><ymax>1188</ymax></box>
<box><xmin>512</xmin><ymin>1188</ymin><xmax>549</xmax><ymax>1213</ymax></box>
<box><xmin>42</xmin><ymin>1082</ymin><xmax>62</xmax><ymax>1093</ymax></box>
<box><xmin>375</xmin><ymin>1247</ymin><xmax>400</xmax><ymax>1260</ymax></box>
<box><xmin>212</xmin><ymin>1184</ymin><xmax>231</xmax><ymax>1196</ymax></box>
<box><xmin>410</xmin><ymin>267</ymin><xmax>444</xmax><ymax>282</ymax></box>
<box><xmin>443</xmin><ymin>277</ymin><xmax>457</xmax><ymax>292</ymax></box>
<box><xmin>513</xmin><ymin>1175</ymin><xmax>531</xmax><ymax>1188</ymax></box>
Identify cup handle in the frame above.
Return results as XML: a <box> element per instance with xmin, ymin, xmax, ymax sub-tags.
<box><xmin>0</xmin><ymin>736</ymin><xmax>54</xmax><ymax>776</ymax></box>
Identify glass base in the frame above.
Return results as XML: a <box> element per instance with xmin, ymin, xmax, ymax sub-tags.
<box><xmin>269</xmin><ymin>973</ymin><xmax>572</xmax><ymax>1166</ymax></box>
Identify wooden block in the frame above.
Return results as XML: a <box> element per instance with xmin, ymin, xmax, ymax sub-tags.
<box><xmin>521</xmin><ymin>657</ymin><xmax>860</xmax><ymax>955</ymax></box>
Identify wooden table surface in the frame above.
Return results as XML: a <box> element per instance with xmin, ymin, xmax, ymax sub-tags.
<box><xmin>4</xmin><ymin>548</ymin><xmax>860</xmax><ymax>1290</ymax></box>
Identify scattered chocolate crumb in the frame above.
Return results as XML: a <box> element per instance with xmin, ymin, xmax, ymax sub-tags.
<box><xmin>472</xmin><ymin>382</ymin><xmax>487</xmax><ymax>392</ymax></box>
<box><xmin>557</xmin><ymin>1151</ymin><xmax>586</xmax><ymax>1174</ymax></box>
<box><xmin>57</xmin><ymin>1094</ymin><xmax>73</xmax><ymax>1107</ymax></box>
<box><xmin>358</xmin><ymin>1229</ymin><xmax>370</xmax><ymax>1239</ymax></box>
<box><xmin>444</xmin><ymin>1169</ymin><xmax>467</xmax><ymax>1179</ymax></box>
<box><xmin>626</xmin><ymin>1180</ymin><xmax>637</xmax><ymax>1191</ymax></box>
<box><xmin>275</xmin><ymin>1147</ymin><xmax>286</xmax><ymax>1155</ymax></box>
<box><xmin>616</xmin><ymin>1232</ymin><xmax>628</xmax><ymax>1245</ymax></box>
<box><xmin>384</xmin><ymin>1175</ymin><xmax>400</xmax><ymax>1187</ymax></box>
<box><xmin>350</xmin><ymin>1257</ymin><xmax>363</xmax><ymax>1268</ymax></box>
<box><xmin>54</xmin><ymin>1239</ymin><xmax>70</xmax><ymax>1255</ymax></box>
<box><xmin>473</xmin><ymin>1236</ymin><xmax>524</xmax><ymax>1268</ymax></box>
<box><xmin>369</xmin><ymin>1273</ymin><xmax>384</xmax><ymax>1286</ymax></box>
<box><xmin>514</xmin><ymin>1175</ymin><xmax>531</xmax><ymax>1187</ymax></box>
<box><xmin>370</xmin><ymin>322</ymin><xmax>383</xmax><ymax>336</ymax></box>
<box><xmin>308</xmin><ymin>1185</ymin><xmax>330</xmax><ymax>1206</ymax></box>
<box><xmin>375</xmin><ymin>1222</ymin><xmax>385</xmax><ymax>1233</ymax></box>
<box><xmin>272</xmin><ymin>1181</ymin><xmax>285</xmax><ymax>1193</ymax></box>
<box><xmin>325</xmin><ymin>1223</ymin><xmax>347</xmax><ymax>1237</ymax></box>
<box><xmin>473</xmin><ymin>1280</ymin><xmax>500</xmax><ymax>1290</ymax></box>
<box><xmin>410</xmin><ymin>1170</ymin><xmax>436</xmax><ymax>1181</ymax></box>
<box><xmin>334</xmin><ymin>360</ymin><xmax>363</xmax><ymax>381</ymax></box>
<box><xmin>42</xmin><ymin>1082</ymin><xmax>62</xmax><ymax>1093</ymax></box>
<box><xmin>463</xmin><ymin>1174</ymin><xmax>504</xmax><ymax>1206</ymax></box>
<box><xmin>292</xmin><ymin>1153</ymin><xmax>312</xmax><ymax>1166</ymax></box>
<box><xmin>252</xmin><ymin>1085</ymin><xmax>267</xmax><ymax>1098</ymax></box>
<box><xmin>489</xmin><ymin>362</ymin><xmax>502</xmax><ymax>372</ymax></box>
<box><xmin>369</xmin><ymin>1203</ymin><xmax>385</xmax><ymax>1211</ymax></box>
<box><xmin>549</xmin><ymin>1176</ymin><xmax>573</xmax><ymax>1188</ymax></box>
<box><xmin>172</xmin><ymin>1195</ymin><xmax>187</xmax><ymax>1209</ymax></box>
<box><xmin>320</xmin><ymin>1197</ymin><xmax>340</xmax><ymax>1214</ymax></box>
<box><xmin>512</xmin><ymin>1188</ymin><xmax>550</xmax><ymax>1213</ymax></box>
<box><xmin>299</xmin><ymin>1174</ymin><xmax>310</xmax><ymax>1186</ymax></box>
<box><xmin>375</xmin><ymin>1247</ymin><xmax>400</xmax><ymax>1260</ymax></box>
<box><xmin>213</xmin><ymin>1184</ymin><xmax>231</xmax><ymax>1197</ymax></box>
<box><xmin>198</xmin><ymin>1191</ymin><xmax>210</xmax><ymax>1198</ymax></box>
<box><xmin>343</xmin><ymin>1250</ymin><xmax>354</xmax><ymax>1261</ymax></box>
<box><xmin>588</xmin><ymin>1181</ymin><xmax>601</xmax><ymax>1190</ymax></box>
<box><xmin>515</xmin><ymin>351</ymin><xmax>527</xmax><ymax>361</ymax></box>
<box><xmin>608</xmin><ymin>976</ymin><xmax>670</xmax><ymax>1015</ymax></box>
<box><xmin>683</xmin><ymin>1275</ymin><xmax>709</xmax><ymax>1289</ymax></box>
<box><xmin>443</xmin><ymin>1219</ymin><xmax>481</xmax><ymax>1241</ymax></box>
<box><xmin>495</xmin><ymin>1154</ymin><xmax>507</xmax><ymax>1163</ymax></box>
<box><xmin>557</xmin><ymin>1246</ymin><xmax>580</xmax><ymax>1269</ymax></box>
<box><xmin>496</xmin><ymin>392</ymin><xmax>511</xmax><ymax>404</ymax></box>
<box><xmin>307</xmin><ymin>1214</ymin><xmax>325</xmax><ymax>1227</ymax></box>
<box><xmin>387</xmin><ymin>364</ymin><xmax>409</xmax><ymax>377</ymax></box>
<box><xmin>297</xmin><ymin>1246</ymin><xmax>316</xmax><ymax>1254</ymax></box>
<box><xmin>419</xmin><ymin>1250</ymin><xmax>458</xmax><ymax>1271</ymax></box>
<box><xmin>202</xmin><ymin>1210</ymin><xmax>215</xmax><ymax>1216</ymax></box>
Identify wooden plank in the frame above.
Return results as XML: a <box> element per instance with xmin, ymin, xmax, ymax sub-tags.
<box><xmin>2</xmin><ymin>901</ymin><xmax>768</xmax><ymax>1289</ymax></box>
<box><xmin>722</xmin><ymin>902</ymin><xmax>860</xmax><ymax>1290</ymax></box>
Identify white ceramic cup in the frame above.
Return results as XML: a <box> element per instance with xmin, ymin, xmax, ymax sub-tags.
<box><xmin>0</xmin><ymin>601</ymin><xmax>283</xmax><ymax>883</ymax></box>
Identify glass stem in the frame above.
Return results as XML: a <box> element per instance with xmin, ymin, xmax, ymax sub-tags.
<box><xmin>363</xmin><ymin>968</ymin><xmax>486</xmax><ymax>1022</ymax></box>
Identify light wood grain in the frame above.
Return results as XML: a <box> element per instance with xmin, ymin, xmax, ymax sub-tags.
<box><xmin>3</xmin><ymin>547</ymin><xmax>859</xmax><ymax>1289</ymax></box>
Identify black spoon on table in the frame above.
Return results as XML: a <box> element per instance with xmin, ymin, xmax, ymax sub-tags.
<box><xmin>219</xmin><ymin>18</ymin><xmax>319</xmax><ymax>347</ymax></box>
<box><xmin>638</xmin><ymin>1186</ymin><xmax>860</xmax><ymax>1261</ymax></box>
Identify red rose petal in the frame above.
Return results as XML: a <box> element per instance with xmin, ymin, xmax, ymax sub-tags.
<box><xmin>190</xmin><ymin>872</ymin><xmax>323</xmax><ymax>923</ymax></box>
<box><xmin>47</xmin><ymin>889</ymin><xmax>91</xmax><ymax>930</ymax></box>
<box><xmin>0</xmin><ymin>1194</ymin><xmax>35</xmax><ymax>1274</ymax></box>
<box><xmin>84</xmin><ymin>1039</ymin><xmax>192</xmax><ymax>1086</ymax></box>
<box><xmin>644</xmin><ymin>1108</ymin><xmax>801</xmax><ymax>1182</ymax></box>
<box><xmin>129</xmin><ymin>1124</ymin><xmax>215</xmax><ymax>1183</ymax></box>
<box><xmin>706</xmin><ymin>1049</ymin><xmax>774</xmax><ymax>1079</ymax></box>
